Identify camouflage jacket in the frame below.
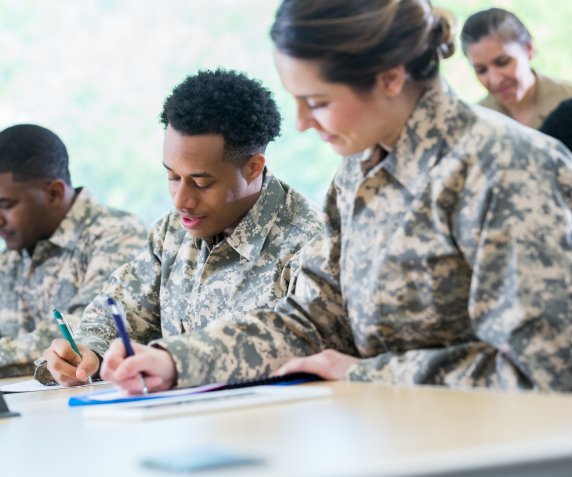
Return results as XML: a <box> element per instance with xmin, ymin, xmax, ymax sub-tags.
<box><xmin>71</xmin><ymin>170</ymin><xmax>322</xmax><ymax>360</ymax></box>
<box><xmin>0</xmin><ymin>188</ymin><xmax>147</xmax><ymax>378</ymax></box>
<box><xmin>153</xmin><ymin>78</ymin><xmax>572</xmax><ymax>392</ymax></box>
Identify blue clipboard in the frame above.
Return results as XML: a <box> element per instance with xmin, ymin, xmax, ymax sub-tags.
<box><xmin>69</xmin><ymin>390</ymin><xmax>168</xmax><ymax>407</ymax></box>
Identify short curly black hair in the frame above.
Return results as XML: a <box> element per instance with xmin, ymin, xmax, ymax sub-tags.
<box><xmin>540</xmin><ymin>99</ymin><xmax>572</xmax><ymax>152</ymax></box>
<box><xmin>160</xmin><ymin>68</ymin><xmax>282</xmax><ymax>166</ymax></box>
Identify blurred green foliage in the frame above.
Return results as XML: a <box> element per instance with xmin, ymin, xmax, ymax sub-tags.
<box><xmin>0</xmin><ymin>0</ymin><xmax>570</xmax><ymax>228</ymax></box>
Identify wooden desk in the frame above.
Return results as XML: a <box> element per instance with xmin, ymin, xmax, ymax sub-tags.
<box><xmin>0</xmin><ymin>375</ymin><xmax>34</xmax><ymax>386</ymax></box>
<box><xmin>2</xmin><ymin>377</ymin><xmax>572</xmax><ymax>476</ymax></box>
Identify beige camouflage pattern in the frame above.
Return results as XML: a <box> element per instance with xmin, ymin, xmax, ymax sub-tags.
<box><xmin>154</xmin><ymin>77</ymin><xmax>572</xmax><ymax>392</ymax></box>
<box><xmin>71</xmin><ymin>170</ymin><xmax>322</xmax><ymax>361</ymax></box>
<box><xmin>0</xmin><ymin>188</ymin><xmax>148</xmax><ymax>378</ymax></box>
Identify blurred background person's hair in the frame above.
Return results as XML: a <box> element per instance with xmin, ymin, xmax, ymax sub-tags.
<box><xmin>539</xmin><ymin>99</ymin><xmax>572</xmax><ymax>152</ymax></box>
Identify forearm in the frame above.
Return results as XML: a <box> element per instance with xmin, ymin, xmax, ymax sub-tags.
<box><xmin>345</xmin><ymin>341</ymin><xmax>533</xmax><ymax>390</ymax></box>
<box><xmin>153</xmin><ymin>308</ymin><xmax>327</xmax><ymax>388</ymax></box>
<box><xmin>0</xmin><ymin>321</ymin><xmax>63</xmax><ymax>371</ymax></box>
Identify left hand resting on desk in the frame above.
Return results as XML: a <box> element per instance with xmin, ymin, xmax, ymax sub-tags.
<box><xmin>100</xmin><ymin>339</ymin><xmax>178</xmax><ymax>394</ymax></box>
<box><xmin>271</xmin><ymin>349</ymin><xmax>359</xmax><ymax>381</ymax></box>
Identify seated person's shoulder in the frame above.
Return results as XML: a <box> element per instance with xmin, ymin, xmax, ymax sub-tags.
<box><xmin>274</xmin><ymin>177</ymin><xmax>323</xmax><ymax>239</ymax></box>
<box><xmin>456</xmin><ymin>101</ymin><xmax>571</xmax><ymax>179</ymax></box>
<box><xmin>81</xmin><ymin>191</ymin><xmax>148</xmax><ymax>239</ymax></box>
<box><xmin>541</xmin><ymin>73</ymin><xmax>572</xmax><ymax>98</ymax></box>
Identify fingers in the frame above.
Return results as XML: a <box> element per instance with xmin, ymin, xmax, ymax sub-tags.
<box><xmin>114</xmin><ymin>352</ymin><xmax>153</xmax><ymax>382</ymax></box>
<box><xmin>272</xmin><ymin>357</ymin><xmax>317</xmax><ymax>377</ymax></box>
<box><xmin>75</xmin><ymin>346</ymin><xmax>100</xmax><ymax>381</ymax></box>
<box><xmin>101</xmin><ymin>341</ymin><xmax>177</xmax><ymax>394</ymax></box>
<box><xmin>44</xmin><ymin>347</ymin><xmax>85</xmax><ymax>387</ymax></box>
<box><xmin>271</xmin><ymin>349</ymin><xmax>360</xmax><ymax>381</ymax></box>
<box><xmin>47</xmin><ymin>339</ymin><xmax>82</xmax><ymax>367</ymax></box>
<box><xmin>122</xmin><ymin>376</ymin><xmax>164</xmax><ymax>395</ymax></box>
<box><xmin>100</xmin><ymin>339</ymin><xmax>127</xmax><ymax>382</ymax></box>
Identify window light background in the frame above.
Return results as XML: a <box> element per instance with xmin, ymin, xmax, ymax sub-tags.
<box><xmin>0</xmin><ymin>0</ymin><xmax>571</xmax><ymax>228</ymax></box>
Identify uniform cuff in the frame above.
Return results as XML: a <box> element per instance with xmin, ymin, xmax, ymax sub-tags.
<box><xmin>149</xmin><ymin>335</ymin><xmax>216</xmax><ymax>389</ymax></box>
<box><xmin>345</xmin><ymin>359</ymin><xmax>372</xmax><ymax>382</ymax></box>
<box><xmin>74</xmin><ymin>334</ymin><xmax>111</xmax><ymax>361</ymax></box>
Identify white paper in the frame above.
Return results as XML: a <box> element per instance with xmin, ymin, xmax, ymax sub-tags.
<box><xmin>0</xmin><ymin>379</ymin><xmax>108</xmax><ymax>393</ymax></box>
<box><xmin>84</xmin><ymin>385</ymin><xmax>333</xmax><ymax>421</ymax></box>
<box><xmin>88</xmin><ymin>381</ymin><xmax>225</xmax><ymax>402</ymax></box>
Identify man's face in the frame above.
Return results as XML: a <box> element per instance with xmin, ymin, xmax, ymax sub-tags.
<box><xmin>163</xmin><ymin>126</ymin><xmax>258</xmax><ymax>239</ymax></box>
<box><xmin>0</xmin><ymin>173</ymin><xmax>52</xmax><ymax>251</ymax></box>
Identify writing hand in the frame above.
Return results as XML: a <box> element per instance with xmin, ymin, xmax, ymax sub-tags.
<box><xmin>100</xmin><ymin>339</ymin><xmax>177</xmax><ymax>395</ymax></box>
<box><xmin>43</xmin><ymin>339</ymin><xmax>99</xmax><ymax>386</ymax></box>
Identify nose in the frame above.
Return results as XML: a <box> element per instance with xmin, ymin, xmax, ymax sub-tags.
<box><xmin>295</xmin><ymin>101</ymin><xmax>316</xmax><ymax>132</ymax></box>
<box><xmin>0</xmin><ymin>213</ymin><xmax>6</xmax><ymax>228</ymax></box>
<box><xmin>489</xmin><ymin>67</ymin><xmax>504</xmax><ymax>89</ymax></box>
<box><xmin>171</xmin><ymin>181</ymin><xmax>199</xmax><ymax>210</ymax></box>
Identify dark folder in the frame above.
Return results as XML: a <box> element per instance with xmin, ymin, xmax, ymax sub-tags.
<box><xmin>0</xmin><ymin>392</ymin><xmax>20</xmax><ymax>419</ymax></box>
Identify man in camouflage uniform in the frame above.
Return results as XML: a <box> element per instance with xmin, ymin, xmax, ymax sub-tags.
<box><xmin>101</xmin><ymin>77</ymin><xmax>572</xmax><ymax>393</ymax></box>
<box><xmin>40</xmin><ymin>69</ymin><xmax>322</xmax><ymax>386</ymax></box>
<box><xmin>0</xmin><ymin>124</ymin><xmax>147</xmax><ymax>378</ymax></box>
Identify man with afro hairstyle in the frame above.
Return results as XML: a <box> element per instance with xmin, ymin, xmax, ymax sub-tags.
<box><xmin>40</xmin><ymin>69</ymin><xmax>322</xmax><ymax>388</ymax></box>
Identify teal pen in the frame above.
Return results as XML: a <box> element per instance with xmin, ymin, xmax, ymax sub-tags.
<box><xmin>53</xmin><ymin>310</ymin><xmax>93</xmax><ymax>385</ymax></box>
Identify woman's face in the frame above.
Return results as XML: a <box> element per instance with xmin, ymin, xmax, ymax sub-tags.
<box><xmin>273</xmin><ymin>48</ymin><xmax>400</xmax><ymax>156</ymax></box>
<box><xmin>467</xmin><ymin>35</ymin><xmax>534</xmax><ymax>106</ymax></box>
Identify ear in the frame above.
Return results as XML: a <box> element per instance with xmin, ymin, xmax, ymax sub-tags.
<box><xmin>374</xmin><ymin>65</ymin><xmax>407</xmax><ymax>99</ymax></box>
<box><xmin>526</xmin><ymin>40</ymin><xmax>535</xmax><ymax>61</ymax></box>
<box><xmin>45</xmin><ymin>179</ymin><xmax>68</xmax><ymax>208</ymax></box>
<box><xmin>242</xmin><ymin>153</ymin><xmax>266</xmax><ymax>184</ymax></box>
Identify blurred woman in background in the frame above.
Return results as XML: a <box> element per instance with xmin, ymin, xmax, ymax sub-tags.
<box><xmin>461</xmin><ymin>8</ymin><xmax>572</xmax><ymax>129</ymax></box>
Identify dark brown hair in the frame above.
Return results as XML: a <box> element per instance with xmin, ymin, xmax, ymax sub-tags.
<box><xmin>460</xmin><ymin>8</ymin><xmax>532</xmax><ymax>57</ymax></box>
<box><xmin>270</xmin><ymin>0</ymin><xmax>457</xmax><ymax>92</ymax></box>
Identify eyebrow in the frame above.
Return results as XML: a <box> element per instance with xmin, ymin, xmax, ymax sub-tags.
<box><xmin>162</xmin><ymin>163</ymin><xmax>214</xmax><ymax>178</ymax></box>
<box><xmin>0</xmin><ymin>198</ymin><xmax>13</xmax><ymax>203</ymax></box>
<box><xmin>295</xmin><ymin>94</ymin><xmax>329</xmax><ymax>100</ymax></box>
<box><xmin>474</xmin><ymin>54</ymin><xmax>510</xmax><ymax>68</ymax></box>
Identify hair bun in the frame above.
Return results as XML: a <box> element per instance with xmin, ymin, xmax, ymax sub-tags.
<box><xmin>433</xmin><ymin>8</ymin><xmax>457</xmax><ymax>59</ymax></box>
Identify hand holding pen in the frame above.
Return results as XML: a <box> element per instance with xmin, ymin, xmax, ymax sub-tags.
<box><xmin>104</xmin><ymin>297</ymin><xmax>148</xmax><ymax>394</ymax></box>
<box><xmin>54</xmin><ymin>310</ymin><xmax>94</xmax><ymax>385</ymax></box>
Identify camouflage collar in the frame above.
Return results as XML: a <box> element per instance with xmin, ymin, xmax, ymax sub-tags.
<box><xmin>47</xmin><ymin>188</ymin><xmax>100</xmax><ymax>251</ymax></box>
<box><xmin>224</xmin><ymin>168</ymin><xmax>284</xmax><ymax>262</ymax></box>
<box><xmin>361</xmin><ymin>76</ymin><xmax>456</xmax><ymax>196</ymax></box>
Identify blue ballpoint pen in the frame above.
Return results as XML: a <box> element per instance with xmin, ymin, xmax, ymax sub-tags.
<box><xmin>105</xmin><ymin>296</ymin><xmax>148</xmax><ymax>394</ymax></box>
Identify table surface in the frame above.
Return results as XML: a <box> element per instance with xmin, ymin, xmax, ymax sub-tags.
<box><xmin>3</xmin><ymin>376</ymin><xmax>572</xmax><ymax>477</ymax></box>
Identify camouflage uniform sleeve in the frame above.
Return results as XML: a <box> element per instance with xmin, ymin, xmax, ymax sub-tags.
<box><xmin>0</xmin><ymin>217</ymin><xmax>147</xmax><ymax>378</ymax></box>
<box><xmin>347</xmin><ymin>169</ymin><xmax>572</xmax><ymax>390</ymax></box>
<box><xmin>73</xmin><ymin>220</ymin><xmax>166</xmax><ymax>359</ymax></box>
<box><xmin>151</xmin><ymin>183</ymin><xmax>360</xmax><ymax>388</ymax></box>
<box><xmin>0</xmin><ymin>322</ymin><xmax>61</xmax><ymax>378</ymax></box>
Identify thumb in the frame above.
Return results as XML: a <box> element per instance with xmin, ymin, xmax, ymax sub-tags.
<box><xmin>76</xmin><ymin>352</ymin><xmax>99</xmax><ymax>381</ymax></box>
<box><xmin>115</xmin><ymin>353</ymin><xmax>150</xmax><ymax>381</ymax></box>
